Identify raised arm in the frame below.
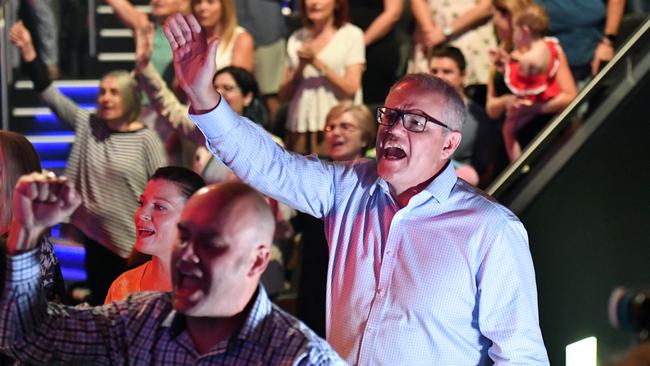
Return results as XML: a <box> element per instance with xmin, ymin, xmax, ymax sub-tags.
<box><xmin>164</xmin><ymin>14</ymin><xmax>339</xmax><ymax>218</ymax></box>
<box><xmin>10</xmin><ymin>21</ymin><xmax>85</xmax><ymax>130</ymax></box>
<box><xmin>104</xmin><ymin>0</ymin><xmax>150</xmax><ymax>31</ymax></box>
<box><xmin>135</xmin><ymin>23</ymin><xmax>202</xmax><ymax>143</ymax></box>
<box><xmin>363</xmin><ymin>0</ymin><xmax>403</xmax><ymax>46</ymax></box>
<box><xmin>163</xmin><ymin>13</ymin><xmax>220</xmax><ymax>111</ymax></box>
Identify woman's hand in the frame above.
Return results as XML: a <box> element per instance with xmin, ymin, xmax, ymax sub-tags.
<box><xmin>9</xmin><ymin>21</ymin><xmax>37</xmax><ymax>62</ymax></box>
<box><xmin>163</xmin><ymin>13</ymin><xmax>220</xmax><ymax>112</ymax></box>
<box><xmin>297</xmin><ymin>43</ymin><xmax>316</xmax><ymax>64</ymax></box>
<box><xmin>506</xmin><ymin>99</ymin><xmax>542</xmax><ymax>130</ymax></box>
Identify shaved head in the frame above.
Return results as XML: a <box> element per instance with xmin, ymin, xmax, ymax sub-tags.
<box><xmin>172</xmin><ymin>182</ymin><xmax>276</xmax><ymax>317</ymax></box>
<box><xmin>192</xmin><ymin>183</ymin><xmax>275</xmax><ymax>248</ymax></box>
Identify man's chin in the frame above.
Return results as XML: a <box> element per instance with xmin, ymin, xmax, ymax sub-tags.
<box><xmin>377</xmin><ymin>158</ymin><xmax>404</xmax><ymax>179</ymax></box>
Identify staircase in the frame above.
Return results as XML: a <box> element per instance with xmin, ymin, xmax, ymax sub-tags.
<box><xmin>5</xmin><ymin>0</ymin><xmax>151</xmax><ymax>284</ymax></box>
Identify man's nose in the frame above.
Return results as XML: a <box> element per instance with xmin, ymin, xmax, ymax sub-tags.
<box><xmin>385</xmin><ymin>116</ymin><xmax>408</xmax><ymax>135</ymax></box>
<box><xmin>179</xmin><ymin>241</ymin><xmax>200</xmax><ymax>264</ymax></box>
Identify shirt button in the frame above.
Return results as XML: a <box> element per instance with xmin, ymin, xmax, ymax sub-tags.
<box><xmin>367</xmin><ymin>327</ymin><xmax>374</xmax><ymax>333</ymax></box>
<box><xmin>385</xmin><ymin>250</ymin><xmax>392</xmax><ymax>257</ymax></box>
<box><xmin>376</xmin><ymin>288</ymin><xmax>384</xmax><ymax>297</ymax></box>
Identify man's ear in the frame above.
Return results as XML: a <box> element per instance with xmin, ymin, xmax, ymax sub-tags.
<box><xmin>441</xmin><ymin>131</ymin><xmax>462</xmax><ymax>160</ymax></box>
<box><xmin>248</xmin><ymin>244</ymin><xmax>270</xmax><ymax>277</ymax></box>
<box><xmin>243</xmin><ymin>92</ymin><xmax>253</xmax><ymax>108</ymax></box>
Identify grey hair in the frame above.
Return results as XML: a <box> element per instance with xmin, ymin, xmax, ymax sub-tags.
<box><xmin>389</xmin><ymin>73</ymin><xmax>466</xmax><ymax>132</ymax></box>
<box><xmin>101</xmin><ymin>70</ymin><xmax>142</xmax><ymax>122</ymax></box>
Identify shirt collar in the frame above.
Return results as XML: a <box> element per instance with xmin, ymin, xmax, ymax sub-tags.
<box><xmin>162</xmin><ymin>285</ymin><xmax>272</xmax><ymax>343</ymax></box>
<box><xmin>234</xmin><ymin>285</ymin><xmax>273</xmax><ymax>343</ymax></box>
<box><xmin>369</xmin><ymin>160</ymin><xmax>457</xmax><ymax>204</ymax></box>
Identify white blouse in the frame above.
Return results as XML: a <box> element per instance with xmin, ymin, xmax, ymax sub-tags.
<box><xmin>285</xmin><ymin>23</ymin><xmax>366</xmax><ymax>133</ymax></box>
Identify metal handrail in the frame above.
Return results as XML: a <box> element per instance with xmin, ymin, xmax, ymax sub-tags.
<box><xmin>487</xmin><ymin>17</ymin><xmax>650</xmax><ymax>199</ymax></box>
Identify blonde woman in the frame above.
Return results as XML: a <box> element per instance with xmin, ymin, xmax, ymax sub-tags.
<box><xmin>192</xmin><ymin>0</ymin><xmax>254</xmax><ymax>72</ymax></box>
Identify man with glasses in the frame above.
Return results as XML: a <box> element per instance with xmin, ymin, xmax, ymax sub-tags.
<box><xmin>163</xmin><ymin>13</ymin><xmax>549</xmax><ymax>365</ymax></box>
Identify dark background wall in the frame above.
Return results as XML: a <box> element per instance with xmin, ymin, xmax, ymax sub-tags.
<box><xmin>520</xmin><ymin>77</ymin><xmax>650</xmax><ymax>364</ymax></box>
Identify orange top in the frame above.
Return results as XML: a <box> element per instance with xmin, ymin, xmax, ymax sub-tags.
<box><xmin>104</xmin><ymin>261</ymin><xmax>171</xmax><ymax>303</ymax></box>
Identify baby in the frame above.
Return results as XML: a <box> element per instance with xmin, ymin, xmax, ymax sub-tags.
<box><xmin>491</xmin><ymin>3</ymin><xmax>561</xmax><ymax>161</ymax></box>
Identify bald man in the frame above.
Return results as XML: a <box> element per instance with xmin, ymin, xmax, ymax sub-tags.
<box><xmin>0</xmin><ymin>173</ymin><xmax>343</xmax><ymax>365</ymax></box>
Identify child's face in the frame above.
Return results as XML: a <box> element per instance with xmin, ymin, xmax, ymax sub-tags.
<box><xmin>512</xmin><ymin>24</ymin><xmax>526</xmax><ymax>48</ymax></box>
<box><xmin>512</xmin><ymin>24</ymin><xmax>535</xmax><ymax>49</ymax></box>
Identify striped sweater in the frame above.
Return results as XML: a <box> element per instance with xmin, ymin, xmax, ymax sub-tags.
<box><xmin>40</xmin><ymin>85</ymin><xmax>167</xmax><ymax>257</ymax></box>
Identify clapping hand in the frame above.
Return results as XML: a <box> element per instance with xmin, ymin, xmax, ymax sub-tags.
<box><xmin>8</xmin><ymin>173</ymin><xmax>81</xmax><ymax>254</ymax></box>
<box><xmin>9</xmin><ymin>21</ymin><xmax>37</xmax><ymax>62</ymax></box>
<box><xmin>297</xmin><ymin>43</ymin><xmax>316</xmax><ymax>64</ymax></box>
<box><xmin>163</xmin><ymin>13</ymin><xmax>220</xmax><ymax>111</ymax></box>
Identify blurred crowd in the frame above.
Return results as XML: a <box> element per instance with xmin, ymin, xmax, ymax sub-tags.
<box><xmin>1</xmin><ymin>0</ymin><xmax>649</xmax><ymax>362</ymax></box>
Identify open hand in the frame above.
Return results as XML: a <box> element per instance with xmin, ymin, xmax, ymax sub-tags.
<box><xmin>9</xmin><ymin>21</ymin><xmax>37</xmax><ymax>62</ymax></box>
<box><xmin>163</xmin><ymin>13</ymin><xmax>220</xmax><ymax>111</ymax></box>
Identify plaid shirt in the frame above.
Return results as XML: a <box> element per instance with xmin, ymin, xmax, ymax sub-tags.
<box><xmin>0</xmin><ymin>250</ymin><xmax>345</xmax><ymax>365</ymax></box>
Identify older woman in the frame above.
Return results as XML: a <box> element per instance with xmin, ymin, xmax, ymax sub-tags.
<box><xmin>11</xmin><ymin>22</ymin><xmax>167</xmax><ymax>305</ymax></box>
<box><xmin>105</xmin><ymin>166</ymin><xmax>205</xmax><ymax>303</ymax></box>
<box><xmin>279</xmin><ymin>0</ymin><xmax>365</xmax><ymax>155</ymax></box>
<box><xmin>323</xmin><ymin>101</ymin><xmax>376</xmax><ymax>161</ymax></box>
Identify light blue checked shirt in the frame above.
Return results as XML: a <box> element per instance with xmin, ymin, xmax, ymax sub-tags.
<box><xmin>190</xmin><ymin>100</ymin><xmax>549</xmax><ymax>365</ymax></box>
<box><xmin>0</xmin><ymin>250</ymin><xmax>345</xmax><ymax>365</ymax></box>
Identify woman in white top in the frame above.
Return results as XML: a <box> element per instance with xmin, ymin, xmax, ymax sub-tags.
<box><xmin>279</xmin><ymin>0</ymin><xmax>366</xmax><ymax>155</ymax></box>
<box><xmin>192</xmin><ymin>0</ymin><xmax>254</xmax><ymax>71</ymax></box>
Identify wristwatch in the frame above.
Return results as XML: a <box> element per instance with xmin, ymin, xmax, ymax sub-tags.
<box><xmin>604</xmin><ymin>33</ymin><xmax>617</xmax><ymax>43</ymax></box>
<box><xmin>443</xmin><ymin>26</ymin><xmax>453</xmax><ymax>38</ymax></box>
<box><xmin>602</xmin><ymin>33</ymin><xmax>617</xmax><ymax>46</ymax></box>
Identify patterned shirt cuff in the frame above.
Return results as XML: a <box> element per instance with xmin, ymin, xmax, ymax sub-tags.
<box><xmin>189</xmin><ymin>97</ymin><xmax>241</xmax><ymax>140</ymax></box>
<box><xmin>6</xmin><ymin>249</ymin><xmax>40</xmax><ymax>284</ymax></box>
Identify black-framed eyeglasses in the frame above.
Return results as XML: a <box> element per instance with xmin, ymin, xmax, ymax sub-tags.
<box><xmin>376</xmin><ymin>106</ymin><xmax>451</xmax><ymax>132</ymax></box>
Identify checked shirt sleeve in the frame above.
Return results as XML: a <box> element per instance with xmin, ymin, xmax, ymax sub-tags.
<box><xmin>0</xmin><ymin>250</ymin><xmax>129</xmax><ymax>365</ymax></box>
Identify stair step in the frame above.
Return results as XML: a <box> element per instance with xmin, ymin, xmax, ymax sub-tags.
<box><xmin>97</xmin><ymin>52</ymin><xmax>136</xmax><ymax>62</ymax></box>
<box><xmin>100</xmin><ymin>28</ymin><xmax>134</xmax><ymax>38</ymax></box>
<box><xmin>15</xmin><ymin>80</ymin><xmax>100</xmax><ymax>89</ymax></box>
<box><xmin>96</xmin><ymin>4</ymin><xmax>151</xmax><ymax>15</ymax></box>
<box><xmin>12</xmin><ymin>106</ymin><xmax>96</xmax><ymax>117</ymax></box>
